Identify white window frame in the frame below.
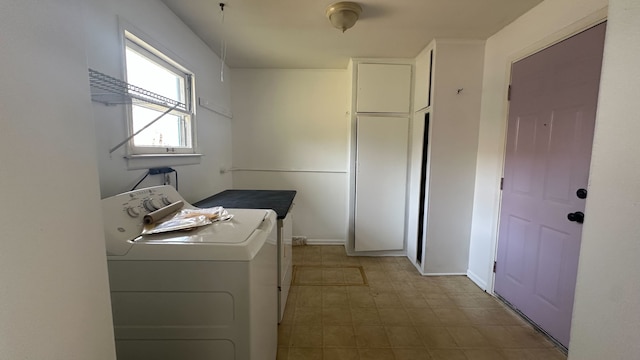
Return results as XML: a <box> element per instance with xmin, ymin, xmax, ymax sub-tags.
<box><xmin>123</xmin><ymin>30</ymin><xmax>197</xmax><ymax>156</ymax></box>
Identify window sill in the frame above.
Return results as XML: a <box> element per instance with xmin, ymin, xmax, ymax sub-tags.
<box><xmin>125</xmin><ymin>153</ymin><xmax>203</xmax><ymax>170</ymax></box>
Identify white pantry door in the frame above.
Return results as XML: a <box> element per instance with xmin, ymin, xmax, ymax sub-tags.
<box><xmin>355</xmin><ymin>116</ymin><xmax>409</xmax><ymax>251</ymax></box>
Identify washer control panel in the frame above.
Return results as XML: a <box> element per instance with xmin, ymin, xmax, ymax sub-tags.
<box><xmin>101</xmin><ymin>186</ymin><xmax>193</xmax><ymax>255</ymax></box>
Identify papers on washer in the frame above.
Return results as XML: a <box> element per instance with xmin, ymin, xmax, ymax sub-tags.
<box><xmin>140</xmin><ymin>207</ymin><xmax>233</xmax><ymax>235</ymax></box>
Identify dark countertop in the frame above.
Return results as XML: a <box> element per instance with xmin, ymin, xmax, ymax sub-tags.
<box><xmin>193</xmin><ymin>190</ymin><xmax>296</xmax><ymax>219</ymax></box>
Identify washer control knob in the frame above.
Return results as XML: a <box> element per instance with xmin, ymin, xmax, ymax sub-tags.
<box><xmin>143</xmin><ymin>199</ymin><xmax>161</xmax><ymax>212</ymax></box>
<box><xmin>125</xmin><ymin>206</ymin><xmax>140</xmax><ymax>218</ymax></box>
<box><xmin>161</xmin><ymin>196</ymin><xmax>172</xmax><ymax>206</ymax></box>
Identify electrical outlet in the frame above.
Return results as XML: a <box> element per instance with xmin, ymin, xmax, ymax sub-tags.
<box><xmin>292</xmin><ymin>236</ymin><xmax>307</xmax><ymax>246</ymax></box>
<box><xmin>149</xmin><ymin>167</ymin><xmax>174</xmax><ymax>175</ymax></box>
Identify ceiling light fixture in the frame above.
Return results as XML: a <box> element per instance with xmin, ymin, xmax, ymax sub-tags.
<box><xmin>326</xmin><ymin>2</ymin><xmax>362</xmax><ymax>33</ymax></box>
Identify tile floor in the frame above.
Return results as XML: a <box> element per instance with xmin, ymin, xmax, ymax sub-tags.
<box><xmin>278</xmin><ymin>245</ymin><xmax>567</xmax><ymax>360</ymax></box>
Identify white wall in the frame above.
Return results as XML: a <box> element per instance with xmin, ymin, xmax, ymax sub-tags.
<box><xmin>231</xmin><ymin>69</ymin><xmax>349</xmax><ymax>242</ymax></box>
<box><xmin>0</xmin><ymin>0</ymin><xmax>116</xmax><ymax>358</ymax></box>
<box><xmin>84</xmin><ymin>0</ymin><xmax>233</xmax><ymax>202</ymax></box>
<box><xmin>467</xmin><ymin>0</ymin><xmax>608</xmax><ymax>290</ymax></box>
<box><xmin>569</xmin><ymin>0</ymin><xmax>640</xmax><ymax>357</ymax></box>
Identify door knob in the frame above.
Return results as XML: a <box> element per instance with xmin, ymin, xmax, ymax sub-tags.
<box><xmin>567</xmin><ymin>211</ymin><xmax>585</xmax><ymax>224</ymax></box>
<box><xmin>576</xmin><ymin>188</ymin><xmax>587</xmax><ymax>199</ymax></box>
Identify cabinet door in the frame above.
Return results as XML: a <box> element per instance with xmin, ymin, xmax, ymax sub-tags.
<box><xmin>414</xmin><ymin>48</ymin><xmax>434</xmax><ymax>110</ymax></box>
<box><xmin>357</xmin><ymin>63</ymin><xmax>412</xmax><ymax>113</ymax></box>
<box><xmin>355</xmin><ymin>116</ymin><xmax>409</xmax><ymax>251</ymax></box>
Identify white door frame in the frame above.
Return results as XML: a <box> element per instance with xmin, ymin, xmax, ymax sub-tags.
<box><xmin>488</xmin><ymin>10</ymin><xmax>608</xmax><ymax>295</ymax></box>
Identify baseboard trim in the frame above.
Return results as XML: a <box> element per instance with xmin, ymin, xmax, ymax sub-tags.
<box><xmin>421</xmin><ymin>272</ymin><xmax>467</xmax><ymax>276</ymax></box>
<box><xmin>304</xmin><ymin>239</ymin><xmax>345</xmax><ymax>245</ymax></box>
<box><xmin>346</xmin><ymin>250</ymin><xmax>407</xmax><ymax>257</ymax></box>
<box><xmin>466</xmin><ymin>269</ymin><xmax>488</xmax><ymax>291</ymax></box>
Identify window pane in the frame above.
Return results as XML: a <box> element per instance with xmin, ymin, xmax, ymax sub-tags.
<box><xmin>125</xmin><ymin>47</ymin><xmax>184</xmax><ymax>104</ymax></box>
<box><xmin>123</xmin><ymin>34</ymin><xmax>195</xmax><ymax>155</ymax></box>
<box><xmin>131</xmin><ymin>105</ymin><xmax>189</xmax><ymax>148</ymax></box>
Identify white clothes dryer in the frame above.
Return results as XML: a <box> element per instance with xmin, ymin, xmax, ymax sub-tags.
<box><xmin>101</xmin><ymin>186</ymin><xmax>277</xmax><ymax>360</ymax></box>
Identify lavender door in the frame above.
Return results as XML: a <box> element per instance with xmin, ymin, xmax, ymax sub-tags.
<box><xmin>495</xmin><ymin>22</ymin><xmax>606</xmax><ymax>348</ymax></box>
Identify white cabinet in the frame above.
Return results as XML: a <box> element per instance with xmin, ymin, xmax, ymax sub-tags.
<box><xmin>356</xmin><ymin>63</ymin><xmax>412</xmax><ymax>113</ymax></box>
<box><xmin>348</xmin><ymin>59</ymin><xmax>413</xmax><ymax>254</ymax></box>
<box><xmin>413</xmin><ymin>48</ymin><xmax>434</xmax><ymax>111</ymax></box>
<box><xmin>406</xmin><ymin>40</ymin><xmax>485</xmax><ymax>274</ymax></box>
<box><xmin>354</xmin><ymin>116</ymin><xmax>409</xmax><ymax>251</ymax></box>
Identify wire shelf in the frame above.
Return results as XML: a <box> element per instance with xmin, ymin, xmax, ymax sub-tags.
<box><xmin>89</xmin><ymin>69</ymin><xmax>187</xmax><ymax>111</ymax></box>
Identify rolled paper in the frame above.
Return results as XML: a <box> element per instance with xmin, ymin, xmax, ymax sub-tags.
<box><xmin>143</xmin><ymin>200</ymin><xmax>184</xmax><ymax>225</ymax></box>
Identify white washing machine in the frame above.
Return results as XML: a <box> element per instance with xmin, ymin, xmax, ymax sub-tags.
<box><xmin>101</xmin><ymin>186</ymin><xmax>277</xmax><ymax>360</ymax></box>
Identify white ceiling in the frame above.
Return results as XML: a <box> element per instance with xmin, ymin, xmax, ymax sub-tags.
<box><xmin>161</xmin><ymin>0</ymin><xmax>543</xmax><ymax>69</ymax></box>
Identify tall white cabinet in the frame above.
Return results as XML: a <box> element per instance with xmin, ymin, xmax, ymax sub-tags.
<box><xmin>348</xmin><ymin>60</ymin><xmax>413</xmax><ymax>254</ymax></box>
<box><xmin>406</xmin><ymin>40</ymin><xmax>485</xmax><ymax>274</ymax></box>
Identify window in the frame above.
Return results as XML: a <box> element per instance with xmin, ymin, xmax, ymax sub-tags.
<box><xmin>124</xmin><ymin>32</ymin><xmax>195</xmax><ymax>155</ymax></box>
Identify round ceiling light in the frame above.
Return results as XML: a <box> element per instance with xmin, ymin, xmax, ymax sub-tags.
<box><xmin>326</xmin><ymin>2</ymin><xmax>362</xmax><ymax>33</ymax></box>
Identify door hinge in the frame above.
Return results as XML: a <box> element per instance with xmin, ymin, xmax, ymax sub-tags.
<box><xmin>507</xmin><ymin>85</ymin><xmax>512</xmax><ymax>101</ymax></box>
<box><xmin>493</xmin><ymin>261</ymin><xmax>497</xmax><ymax>273</ymax></box>
<box><xmin>500</xmin><ymin>177</ymin><xmax>504</xmax><ymax>190</ymax></box>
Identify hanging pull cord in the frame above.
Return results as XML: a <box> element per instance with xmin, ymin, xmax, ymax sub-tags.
<box><xmin>220</xmin><ymin>3</ymin><xmax>227</xmax><ymax>82</ymax></box>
